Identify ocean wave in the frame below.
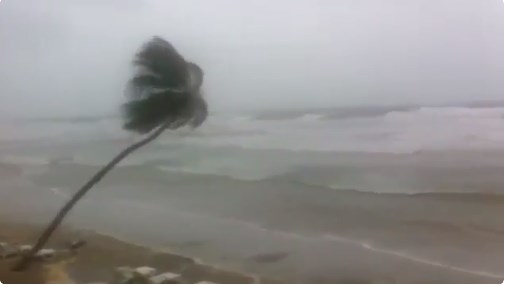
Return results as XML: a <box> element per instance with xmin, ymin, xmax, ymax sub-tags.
<box><xmin>296</xmin><ymin>113</ymin><xmax>324</xmax><ymax>122</ymax></box>
<box><xmin>2</xmin><ymin>105</ymin><xmax>503</xmax><ymax>154</ymax></box>
<box><xmin>254</xmin><ymin>113</ymin><xmax>324</xmax><ymax>122</ymax></box>
<box><xmin>383</xmin><ymin>106</ymin><xmax>504</xmax><ymax>121</ymax></box>
<box><xmin>92</xmin><ymin>216</ymin><xmax>504</xmax><ymax>280</ymax></box>
<box><xmin>322</xmin><ymin>234</ymin><xmax>503</xmax><ymax>279</ymax></box>
<box><xmin>250</xmin><ymin>105</ymin><xmax>503</xmax><ymax>122</ymax></box>
<box><xmin>154</xmin><ymin>159</ymin><xmax>503</xmax><ymax>196</ymax></box>
<box><xmin>177</xmin><ymin>106</ymin><xmax>503</xmax><ymax>153</ymax></box>
<box><xmin>303</xmin><ymin>180</ymin><xmax>504</xmax><ymax>196</ymax></box>
<box><xmin>156</xmin><ymin>165</ymin><xmax>283</xmax><ymax>181</ymax></box>
<box><xmin>48</xmin><ymin>182</ymin><xmax>503</xmax><ymax>281</ymax></box>
<box><xmin>0</xmin><ymin>155</ymin><xmax>52</xmax><ymax>166</ymax></box>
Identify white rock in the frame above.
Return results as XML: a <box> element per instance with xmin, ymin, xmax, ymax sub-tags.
<box><xmin>134</xmin><ymin>266</ymin><xmax>157</xmax><ymax>277</ymax></box>
<box><xmin>19</xmin><ymin>244</ymin><xmax>33</xmax><ymax>252</ymax></box>
<box><xmin>36</xmin><ymin>248</ymin><xmax>56</xmax><ymax>258</ymax></box>
<box><xmin>149</xmin><ymin>272</ymin><xmax>181</xmax><ymax>284</ymax></box>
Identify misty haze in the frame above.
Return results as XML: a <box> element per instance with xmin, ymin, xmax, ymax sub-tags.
<box><xmin>0</xmin><ymin>0</ymin><xmax>503</xmax><ymax>283</ymax></box>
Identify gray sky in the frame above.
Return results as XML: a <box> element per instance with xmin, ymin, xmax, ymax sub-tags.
<box><xmin>0</xmin><ymin>0</ymin><xmax>502</xmax><ymax>117</ymax></box>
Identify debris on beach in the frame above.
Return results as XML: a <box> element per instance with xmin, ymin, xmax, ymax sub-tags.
<box><xmin>0</xmin><ymin>241</ymin><xmax>264</xmax><ymax>283</ymax></box>
<box><xmin>114</xmin><ymin>266</ymin><xmax>155</xmax><ymax>283</ymax></box>
<box><xmin>149</xmin><ymin>272</ymin><xmax>182</xmax><ymax>284</ymax></box>
<box><xmin>114</xmin><ymin>266</ymin><xmax>185</xmax><ymax>283</ymax></box>
<box><xmin>0</xmin><ymin>241</ymin><xmax>80</xmax><ymax>261</ymax></box>
<box><xmin>18</xmin><ymin>244</ymin><xmax>33</xmax><ymax>254</ymax></box>
<box><xmin>18</xmin><ymin>244</ymin><xmax>59</xmax><ymax>260</ymax></box>
<box><xmin>133</xmin><ymin>266</ymin><xmax>157</xmax><ymax>277</ymax></box>
<box><xmin>35</xmin><ymin>248</ymin><xmax>56</xmax><ymax>259</ymax></box>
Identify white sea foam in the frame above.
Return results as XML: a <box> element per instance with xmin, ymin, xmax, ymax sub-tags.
<box><xmin>3</xmin><ymin>106</ymin><xmax>502</xmax><ymax>194</ymax></box>
<box><xmin>1</xmin><ymin>106</ymin><xmax>502</xmax><ymax>154</ymax></box>
<box><xmin>324</xmin><ymin>234</ymin><xmax>503</xmax><ymax>279</ymax></box>
<box><xmin>165</xmin><ymin>106</ymin><xmax>504</xmax><ymax>153</ymax></box>
<box><xmin>47</xmin><ymin>182</ymin><xmax>502</xmax><ymax>281</ymax></box>
<box><xmin>0</xmin><ymin>155</ymin><xmax>51</xmax><ymax>166</ymax></box>
<box><xmin>296</xmin><ymin>113</ymin><xmax>324</xmax><ymax>122</ymax></box>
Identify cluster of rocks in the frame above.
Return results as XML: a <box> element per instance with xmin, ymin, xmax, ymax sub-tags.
<box><xmin>0</xmin><ymin>241</ymin><xmax>218</xmax><ymax>284</ymax></box>
<box><xmin>112</xmin><ymin>266</ymin><xmax>215</xmax><ymax>284</ymax></box>
<box><xmin>0</xmin><ymin>239</ymin><xmax>85</xmax><ymax>261</ymax></box>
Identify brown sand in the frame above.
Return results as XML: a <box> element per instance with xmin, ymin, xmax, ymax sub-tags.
<box><xmin>0</xmin><ymin>221</ymin><xmax>74</xmax><ymax>283</ymax></box>
<box><xmin>0</xmin><ymin>166</ymin><xmax>282</xmax><ymax>284</ymax></box>
<box><xmin>0</xmin><ymin>219</ymin><xmax>281</xmax><ymax>284</ymax></box>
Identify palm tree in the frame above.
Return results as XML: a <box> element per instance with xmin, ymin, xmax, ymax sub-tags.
<box><xmin>13</xmin><ymin>36</ymin><xmax>208</xmax><ymax>271</ymax></box>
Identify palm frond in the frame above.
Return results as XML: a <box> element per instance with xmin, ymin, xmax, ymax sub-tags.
<box><xmin>189</xmin><ymin>94</ymin><xmax>208</xmax><ymax>128</ymax></box>
<box><xmin>132</xmin><ymin>36</ymin><xmax>187</xmax><ymax>90</ymax></box>
<box><xmin>186</xmin><ymin>62</ymin><xmax>204</xmax><ymax>92</ymax></box>
<box><xmin>123</xmin><ymin>90</ymin><xmax>189</xmax><ymax>133</ymax></box>
<box><xmin>130</xmin><ymin>74</ymin><xmax>165</xmax><ymax>90</ymax></box>
<box><xmin>122</xmin><ymin>37</ymin><xmax>208</xmax><ymax>134</ymax></box>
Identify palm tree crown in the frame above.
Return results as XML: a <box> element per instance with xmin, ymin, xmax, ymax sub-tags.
<box><xmin>123</xmin><ymin>36</ymin><xmax>207</xmax><ymax>134</ymax></box>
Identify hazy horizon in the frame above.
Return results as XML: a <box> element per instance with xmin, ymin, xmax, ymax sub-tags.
<box><xmin>0</xmin><ymin>0</ymin><xmax>503</xmax><ymax>118</ymax></box>
<box><xmin>5</xmin><ymin>98</ymin><xmax>503</xmax><ymax>121</ymax></box>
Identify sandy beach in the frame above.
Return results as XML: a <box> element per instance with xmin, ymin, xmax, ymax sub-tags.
<box><xmin>0</xmin><ymin>201</ymin><xmax>502</xmax><ymax>284</ymax></box>
<box><xmin>0</xmin><ymin>216</ymin><xmax>276</xmax><ymax>283</ymax></box>
<box><xmin>0</xmin><ymin>163</ymin><xmax>279</xmax><ymax>284</ymax></box>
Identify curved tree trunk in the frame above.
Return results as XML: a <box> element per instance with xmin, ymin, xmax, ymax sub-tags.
<box><xmin>13</xmin><ymin>120</ymin><xmax>173</xmax><ymax>271</ymax></box>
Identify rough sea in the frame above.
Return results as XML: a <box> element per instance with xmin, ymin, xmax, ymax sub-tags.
<box><xmin>0</xmin><ymin>102</ymin><xmax>502</xmax><ymax>282</ymax></box>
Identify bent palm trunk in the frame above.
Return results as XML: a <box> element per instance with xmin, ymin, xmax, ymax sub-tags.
<box><xmin>12</xmin><ymin>120</ymin><xmax>172</xmax><ymax>271</ymax></box>
<box><xmin>13</xmin><ymin>36</ymin><xmax>208</xmax><ymax>271</ymax></box>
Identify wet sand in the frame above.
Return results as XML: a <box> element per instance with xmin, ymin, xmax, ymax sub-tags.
<box><xmin>0</xmin><ymin>218</ymin><xmax>279</xmax><ymax>283</ymax></box>
<box><xmin>0</xmin><ymin>195</ymin><xmax>502</xmax><ymax>284</ymax></box>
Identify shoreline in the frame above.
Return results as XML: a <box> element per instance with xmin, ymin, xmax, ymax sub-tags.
<box><xmin>0</xmin><ymin>219</ymin><xmax>280</xmax><ymax>283</ymax></box>
<box><xmin>1</xmin><ymin>217</ymin><xmax>502</xmax><ymax>284</ymax></box>
<box><xmin>0</xmin><ymin>154</ymin><xmax>502</xmax><ymax>283</ymax></box>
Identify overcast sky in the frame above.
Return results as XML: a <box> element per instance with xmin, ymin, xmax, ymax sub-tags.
<box><xmin>0</xmin><ymin>0</ymin><xmax>502</xmax><ymax>117</ymax></box>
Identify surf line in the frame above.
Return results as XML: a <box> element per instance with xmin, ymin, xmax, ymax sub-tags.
<box><xmin>324</xmin><ymin>234</ymin><xmax>502</xmax><ymax>279</ymax></box>
<box><xmin>46</xmin><ymin>187</ymin><xmax>503</xmax><ymax>280</ymax></box>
